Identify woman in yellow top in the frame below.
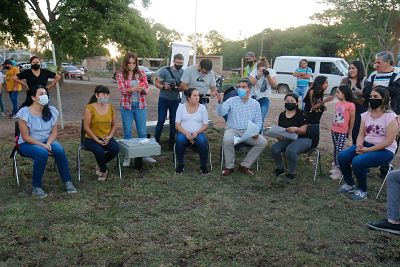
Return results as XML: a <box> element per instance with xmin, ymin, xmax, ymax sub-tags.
<box><xmin>83</xmin><ymin>85</ymin><xmax>119</xmax><ymax>180</ymax></box>
<box><xmin>4</xmin><ymin>59</ymin><xmax>22</xmax><ymax>118</ymax></box>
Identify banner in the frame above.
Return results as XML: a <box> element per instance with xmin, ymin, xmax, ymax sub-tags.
<box><xmin>170</xmin><ymin>43</ymin><xmax>192</xmax><ymax>69</ymax></box>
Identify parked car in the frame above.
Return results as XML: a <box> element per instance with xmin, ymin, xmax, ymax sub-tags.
<box><xmin>62</xmin><ymin>65</ymin><xmax>84</xmax><ymax>80</ymax></box>
<box><xmin>273</xmin><ymin>56</ymin><xmax>349</xmax><ymax>95</ymax></box>
<box><xmin>17</xmin><ymin>62</ymin><xmax>31</xmax><ymax>71</ymax></box>
<box><xmin>139</xmin><ymin>66</ymin><xmax>154</xmax><ymax>84</ymax></box>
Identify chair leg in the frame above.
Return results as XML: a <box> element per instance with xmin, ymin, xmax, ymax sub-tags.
<box><xmin>13</xmin><ymin>153</ymin><xmax>20</xmax><ymax>186</ymax></box>
<box><xmin>117</xmin><ymin>153</ymin><xmax>122</xmax><ymax>180</ymax></box>
<box><xmin>220</xmin><ymin>147</ymin><xmax>224</xmax><ymax>171</ymax></box>
<box><xmin>256</xmin><ymin>159</ymin><xmax>259</xmax><ymax>171</ymax></box>
<box><xmin>77</xmin><ymin>147</ymin><xmax>81</xmax><ymax>182</ymax></box>
<box><xmin>338</xmin><ymin>175</ymin><xmax>343</xmax><ymax>185</ymax></box>
<box><xmin>173</xmin><ymin>144</ymin><xmax>177</xmax><ymax>170</ymax></box>
<box><xmin>208</xmin><ymin>143</ymin><xmax>213</xmax><ymax>171</ymax></box>
<box><xmin>376</xmin><ymin>164</ymin><xmax>393</xmax><ymax>199</ymax></box>
<box><xmin>313</xmin><ymin>150</ymin><xmax>320</xmax><ymax>181</ymax></box>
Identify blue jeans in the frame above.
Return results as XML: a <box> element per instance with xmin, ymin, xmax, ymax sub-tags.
<box><xmin>19</xmin><ymin>140</ymin><xmax>72</xmax><ymax>188</ymax></box>
<box><xmin>0</xmin><ymin>93</ymin><xmax>4</xmax><ymax>112</ymax></box>
<box><xmin>175</xmin><ymin>132</ymin><xmax>209</xmax><ymax>168</ymax></box>
<box><xmin>120</xmin><ymin>102</ymin><xmax>147</xmax><ymax>139</ymax></box>
<box><xmin>8</xmin><ymin>91</ymin><xmax>19</xmax><ymax>115</ymax></box>
<box><xmin>295</xmin><ymin>86</ymin><xmax>308</xmax><ymax>109</ymax></box>
<box><xmin>338</xmin><ymin>143</ymin><xmax>394</xmax><ymax>192</ymax></box>
<box><xmin>257</xmin><ymin>97</ymin><xmax>270</xmax><ymax>133</ymax></box>
<box><xmin>387</xmin><ymin>170</ymin><xmax>400</xmax><ymax>221</ymax></box>
<box><xmin>155</xmin><ymin>97</ymin><xmax>180</xmax><ymax>146</ymax></box>
<box><xmin>83</xmin><ymin>137</ymin><xmax>120</xmax><ymax>173</ymax></box>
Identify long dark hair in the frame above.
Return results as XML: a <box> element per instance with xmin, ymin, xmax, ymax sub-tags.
<box><xmin>20</xmin><ymin>85</ymin><xmax>52</xmax><ymax>122</ymax></box>
<box><xmin>372</xmin><ymin>86</ymin><xmax>391</xmax><ymax>112</ymax></box>
<box><xmin>120</xmin><ymin>52</ymin><xmax>142</xmax><ymax>80</ymax></box>
<box><xmin>337</xmin><ymin>85</ymin><xmax>354</xmax><ymax>103</ymax></box>
<box><xmin>88</xmin><ymin>85</ymin><xmax>110</xmax><ymax>104</ymax></box>
<box><xmin>348</xmin><ymin>60</ymin><xmax>365</xmax><ymax>89</ymax></box>
<box><xmin>309</xmin><ymin>76</ymin><xmax>327</xmax><ymax>102</ymax></box>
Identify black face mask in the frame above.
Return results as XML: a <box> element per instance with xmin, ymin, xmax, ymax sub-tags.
<box><xmin>31</xmin><ymin>63</ymin><xmax>40</xmax><ymax>70</ymax></box>
<box><xmin>174</xmin><ymin>64</ymin><xmax>183</xmax><ymax>70</ymax></box>
<box><xmin>247</xmin><ymin>61</ymin><xmax>254</xmax><ymax>67</ymax></box>
<box><xmin>285</xmin><ymin>102</ymin><xmax>297</xmax><ymax>111</ymax></box>
<box><xmin>369</xmin><ymin>98</ymin><xmax>383</xmax><ymax>110</ymax></box>
<box><xmin>4</xmin><ymin>66</ymin><xmax>10</xmax><ymax>70</ymax></box>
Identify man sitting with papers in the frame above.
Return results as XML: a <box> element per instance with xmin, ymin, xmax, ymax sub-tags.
<box><xmin>216</xmin><ymin>78</ymin><xmax>267</xmax><ymax>176</ymax></box>
<box><xmin>270</xmin><ymin>93</ymin><xmax>312</xmax><ymax>180</ymax></box>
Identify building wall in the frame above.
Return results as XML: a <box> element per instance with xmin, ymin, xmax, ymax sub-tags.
<box><xmin>85</xmin><ymin>56</ymin><xmax>108</xmax><ymax>72</ymax></box>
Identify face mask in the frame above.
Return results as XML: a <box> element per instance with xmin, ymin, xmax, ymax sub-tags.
<box><xmin>237</xmin><ymin>88</ymin><xmax>247</xmax><ymax>99</ymax></box>
<box><xmin>369</xmin><ymin>98</ymin><xmax>383</xmax><ymax>109</ymax></box>
<box><xmin>4</xmin><ymin>66</ymin><xmax>10</xmax><ymax>70</ymax></box>
<box><xmin>31</xmin><ymin>64</ymin><xmax>40</xmax><ymax>70</ymax></box>
<box><xmin>285</xmin><ymin>102</ymin><xmax>297</xmax><ymax>111</ymax></box>
<box><xmin>38</xmin><ymin>95</ymin><xmax>49</xmax><ymax>106</ymax></box>
<box><xmin>174</xmin><ymin>64</ymin><xmax>183</xmax><ymax>70</ymax></box>
<box><xmin>247</xmin><ymin>61</ymin><xmax>254</xmax><ymax>67</ymax></box>
<box><xmin>98</xmin><ymin>97</ymin><xmax>109</xmax><ymax>104</ymax></box>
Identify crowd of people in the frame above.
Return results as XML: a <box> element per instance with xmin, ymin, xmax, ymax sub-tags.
<box><xmin>1</xmin><ymin>50</ymin><xmax>400</xmax><ymax>235</ymax></box>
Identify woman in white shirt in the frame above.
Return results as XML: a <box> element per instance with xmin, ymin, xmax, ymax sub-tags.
<box><xmin>175</xmin><ymin>88</ymin><xmax>209</xmax><ymax>175</ymax></box>
<box><xmin>249</xmin><ymin>58</ymin><xmax>277</xmax><ymax>132</ymax></box>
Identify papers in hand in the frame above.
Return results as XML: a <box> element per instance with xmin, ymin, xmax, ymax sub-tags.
<box><xmin>233</xmin><ymin>120</ymin><xmax>260</xmax><ymax>145</ymax></box>
<box><xmin>266</xmin><ymin>124</ymin><xmax>298</xmax><ymax>141</ymax></box>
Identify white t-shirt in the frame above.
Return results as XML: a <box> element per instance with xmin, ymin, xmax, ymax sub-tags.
<box><xmin>250</xmin><ymin>68</ymin><xmax>276</xmax><ymax>99</ymax></box>
<box><xmin>175</xmin><ymin>103</ymin><xmax>208</xmax><ymax>133</ymax></box>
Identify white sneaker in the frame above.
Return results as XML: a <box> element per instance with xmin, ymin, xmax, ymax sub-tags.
<box><xmin>123</xmin><ymin>158</ymin><xmax>131</xmax><ymax>167</ymax></box>
<box><xmin>143</xmin><ymin>156</ymin><xmax>156</xmax><ymax>163</ymax></box>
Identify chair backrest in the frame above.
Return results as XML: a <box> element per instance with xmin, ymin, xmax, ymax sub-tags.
<box><xmin>10</xmin><ymin>121</ymin><xmax>22</xmax><ymax>158</ymax></box>
<box><xmin>307</xmin><ymin>124</ymin><xmax>320</xmax><ymax>149</ymax></box>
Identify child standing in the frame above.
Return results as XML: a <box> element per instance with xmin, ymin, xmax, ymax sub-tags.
<box><xmin>330</xmin><ymin>85</ymin><xmax>355</xmax><ymax>179</ymax></box>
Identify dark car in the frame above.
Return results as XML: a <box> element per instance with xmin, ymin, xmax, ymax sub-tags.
<box><xmin>62</xmin><ymin>65</ymin><xmax>84</xmax><ymax>80</ymax></box>
<box><xmin>139</xmin><ymin>66</ymin><xmax>154</xmax><ymax>84</ymax></box>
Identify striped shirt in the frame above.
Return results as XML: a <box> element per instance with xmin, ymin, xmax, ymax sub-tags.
<box><xmin>368</xmin><ymin>70</ymin><xmax>400</xmax><ymax>87</ymax></box>
<box><xmin>116</xmin><ymin>70</ymin><xmax>149</xmax><ymax>110</ymax></box>
<box><xmin>217</xmin><ymin>96</ymin><xmax>262</xmax><ymax>131</ymax></box>
<box><xmin>295</xmin><ymin>67</ymin><xmax>313</xmax><ymax>87</ymax></box>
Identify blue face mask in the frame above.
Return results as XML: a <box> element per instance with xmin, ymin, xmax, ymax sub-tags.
<box><xmin>237</xmin><ymin>88</ymin><xmax>247</xmax><ymax>99</ymax></box>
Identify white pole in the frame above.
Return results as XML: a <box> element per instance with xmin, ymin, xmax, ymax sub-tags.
<box><xmin>51</xmin><ymin>44</ymin><xmax>64</xmax><ymax>129</ymax></box>
<box><xmin>193</xmin><ymin>0</ymin><xmax>198</xmax><ymax>65</ymax></box>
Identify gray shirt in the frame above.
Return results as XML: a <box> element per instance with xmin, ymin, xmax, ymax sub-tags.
<box><xmin>181</xmin><ymin>65</ymin><xmax>216</xmax><ymax>95</ymax></box>
<box><xmin>157</xmin><ymin>66</ymin><xmax>183</xmax><ymax>100</ymax></box>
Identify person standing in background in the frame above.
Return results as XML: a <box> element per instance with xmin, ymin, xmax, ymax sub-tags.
<box><xmin>293</xmin><ymin>59</ymin><xmax>313</xmax><ymax>109</ymax></box>
<box><xmin>4</xmin><ymin>59</ymin><xmax>22</xmax><ymax>118</ymax></box>
<box><xmin>243</xmin><ymin>52</ymin><xmax>257</xmax><ymax>78</ymax></box>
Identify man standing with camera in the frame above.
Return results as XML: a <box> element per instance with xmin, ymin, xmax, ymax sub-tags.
<box><xmin>180</xmin><ymin>58</ymin><xmax>217</xmax><ymax>106</ymax></box>
<box><xmin>155</xmin><ymin>53</ymin><xmax>185</xmax><ymax>148</ymax></box>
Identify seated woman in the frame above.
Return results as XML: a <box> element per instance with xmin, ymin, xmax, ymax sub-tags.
<box><xmin>83</xmin><ymin>85</ymin><xmax>119</xmax><ymax>181</ymax></box>
<box><xmin>16</xmin><ymin>85</ymin><xmax>77</xmax><ymax>198</ymax></box>
<box><xmin>175</xmin><ymin>88</ymin><xmax>209</xmax><ymax>175</ymax></box>
<box><xmin>271</xmin><ymin>93</ymin><xmax>312</xmax><ymax>180</ymax></box>
<box><xmin>337</xmin><ymin>87</ymin><xmax>398</xmax><ymax>201</ymax></box>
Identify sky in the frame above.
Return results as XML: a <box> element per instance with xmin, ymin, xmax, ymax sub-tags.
<box><xmin>135</xmin><ymin>0</ymin><xmax>328</xmax><ymax>41</ymax></box>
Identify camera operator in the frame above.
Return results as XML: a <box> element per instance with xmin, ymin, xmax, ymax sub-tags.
<box><xmin>180</xmin><ymin>58</ymin><xmax>217</xmax><ymax>107</ymax></box>
<box><xmin>249</xmin><ymin>57</ymin><xmax>277</xmax><ymax>133</ymax></box>
<box><xmin>154</xmin><ymin>53</ymin><xmax>185</xmax><ymax>148</ymax></box>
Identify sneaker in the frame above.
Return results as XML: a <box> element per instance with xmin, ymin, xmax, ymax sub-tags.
<box><xmin>273</xmin><ymin>168</ymin><xmax>285</xmax><ymax>177</ymax></box>
<box><xmin>352</xmin><ymin>189</ymin><xmax>368</xmax><ymax>200</ymax></box>
<box><xmin>143</xmin><ymin>156</ymin><xmax>156</xmax><ymax>163</ymax></box>
<box><xmin>175</xmin><ymin>165</ymin><xmax>184</xmax><ymax>175</ymax></box>
<box><xmin>337</xmin><ymin>183</ymin><xmax>357</xmax><ymax>193</ymax></box>
<box><xmin>32</xmin><ymin>187</ymin><xmax>48</xmax><ymax>198</ymax></box>
<box><xmin>123</xmin><ymin>158</ymin><xmax>131</xmax><ymax>167</ymax></box>
<box><xmin>285</xmin><ymin>173</ymin><xmax>296</xmax><ymax>180</ymax></box>
<box><xmin>367</xmin><ymin>219</ymin><xmax>400</xmax><ymax>235</ymax></box>
<box><xmin>9</xmin><ymin>114</ymin><xmax>17</xmax><ymax>119</ymax></box>
<box><xmin>0</xmin><ymin>112</ymin><xmax>5</xmax><ymax>117</ymax></box>
<box><xmin>200</xmin><ymin>166</ymin><xmax>209</xmax><ymax>175</ymax></box>
<box><xmin>65</xmin><ymin>181</ymin><xmax>77</xmax><ymax>193</ymax></box>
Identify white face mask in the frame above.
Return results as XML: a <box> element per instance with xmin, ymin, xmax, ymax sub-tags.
<box><xmin>38</xmin><ymin>95</ymin><xmax>49</xmax><ymax>106</ymax></box>
<box><xmin>98</xmin><ymin>97</ymin><xmax>109</xmax><ymax>104</ymax></box>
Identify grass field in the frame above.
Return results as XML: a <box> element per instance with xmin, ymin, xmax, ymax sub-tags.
<box><xmin>1</xmin><ymin>128</ymin><xmax>400</xmax><ymax>266</ymax></box>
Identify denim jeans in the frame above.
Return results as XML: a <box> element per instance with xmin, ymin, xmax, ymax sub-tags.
<box><xmin>19</xmin><ymin>140</ymin><xmax>72</xmax><ymax>188</ymax></box>
<box><xmin>0</xmin><ymin>93</ymin><xmax>4</xmax><ymax>112</ymax></box>
<box><xmin>387</xmin><ymin>170</ymin><xmax>400</xmax><ymax>221</ymax></box>
<box><xmin>83</xmin><ymin>137</ymin><xmax>120</xmax><ymax>173</ymax></box>
<box><xmin>175</xmin><ymin>132</ymin><xmax>209</xmax><ymax>168</ymax></box>
<box><xmin>257</xmin><ymin>97</ymin><xmax>270</xmax><ymax>133</ymax></box>
<box><xmin>338</xmin><ymin>143</ymin><xmax>394</xmax><ymax>192</ymax></box>
<box><xmin>120</xmin><ymin>102</ymin><xmax>147</xmax><ymax>139</ymax></box>
<box><xmin>155</xmin><ymin>97</ymin><xmax>180</xmax><ymax>146</ymax></box>
<box><xmin>295</xmin><ymin>86</ymin><xmax>308</xmax><ymax>109</ymax></box>
<box><xmin>8</xmin><ymin>91</ymin><xmax>19</xmax><ymax>115</ymax></box>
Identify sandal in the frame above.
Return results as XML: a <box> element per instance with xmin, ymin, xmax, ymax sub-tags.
<box><xmin>97</xmin><ymin>170</ymin><xmax>108</xmax><ymax>181</ymax></box>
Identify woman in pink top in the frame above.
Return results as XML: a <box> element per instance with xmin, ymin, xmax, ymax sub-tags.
<box><xmin>330</xmin><ymin>85</ymin><xmax>355</xmax><ymax>179</ymax></box>
<box><xmin>337</xmin><ymin>87</ymin><xmax>398</xmax><ymax>200</ymax></box>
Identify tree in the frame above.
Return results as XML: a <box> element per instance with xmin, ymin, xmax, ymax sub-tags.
<box><xmin>0</xmin><ymin>0</ymin><xmax>32</xmax><ymax>46</ymax></box>
<box><xmin>314</xmin><ymin>0</ymin><xmax>400</xmax><ymax>68</ymax></box>
<box><xmin>204</xmin><ymin>30</ymin><xmax>226</xmax><ymax>55</ymax></box>
<box><xmin>187</xmin><ymin>33</ymin><xmax>205</xmax><ymax>56</ymax></box>
<box><xmin>0</xmin><ymin>0</ymin><xmax>156</xmax><ymax>64</ymax></box>
<box><xmin>151</xmin><ymin>23</ymin><xmax>181</xmax><ymax>58</ymax></box>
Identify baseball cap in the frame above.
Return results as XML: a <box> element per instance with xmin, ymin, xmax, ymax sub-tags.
<box><xmin>245</xmin><ymin>52</ymin><xmax>256</xmax><ymax>59</ymax></box>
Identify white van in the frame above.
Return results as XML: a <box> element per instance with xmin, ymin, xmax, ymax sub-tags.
<box><xmin>273</xmin><ymin>56</ymin><xmax>349</xmax><ymax>95</ymax></box>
